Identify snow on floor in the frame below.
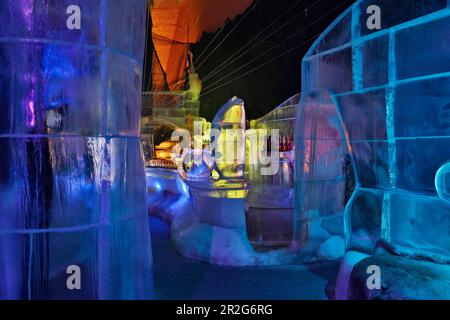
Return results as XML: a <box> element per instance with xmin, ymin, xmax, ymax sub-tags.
<box><xmin>149</xmin><ymin>217</ymin><xmax>339</xmax><ymax>300</ymax></box>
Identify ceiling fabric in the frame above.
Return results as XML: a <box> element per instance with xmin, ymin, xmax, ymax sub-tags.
<box><xmin>151</xmin><ymin>0</ymin><xmax>254</xmax><ymax>90</ymax></box>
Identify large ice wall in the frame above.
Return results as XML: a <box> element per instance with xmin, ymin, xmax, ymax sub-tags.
<box><xmin>0</xmin><ymin>0</ymin><xmax>152</xmax><ymax>299</ymax></box>
<box><xmin>297</xmin><ymin>0</ymin><xmax>450</xmax><ymax>262</ymax></box>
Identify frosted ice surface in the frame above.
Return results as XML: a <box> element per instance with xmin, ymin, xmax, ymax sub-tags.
<box><xmin>298</xmin><ymin>0</ymin><xmax>450</xmax><ymax>261</ymax></box>
<box><xmin>0</xmin><ymin>0</ymin><xmax>152</xmax><ymax>299</ymax></box>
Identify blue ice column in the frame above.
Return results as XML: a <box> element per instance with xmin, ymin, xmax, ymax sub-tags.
<box><xmin>299</xmin><ymin>0</ymin><xmax>450</xmax><ymax>262</ymax></box>
<box><xmin>0</xmin><ymin>0</ymin><xmax>152</xmax><ymax>299</ymax></box>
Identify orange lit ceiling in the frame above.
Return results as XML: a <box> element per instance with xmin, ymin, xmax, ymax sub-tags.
<box><xmin>151</xmin><ymin>0</ymin><xmax>254</xmax><ymax>91</ymax></box>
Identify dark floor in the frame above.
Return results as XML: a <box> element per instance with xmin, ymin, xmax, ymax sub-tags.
<box><xmin>149</xmin><ymin>217</ymin><xmax>339</xmax><ymax>300</ymax></box>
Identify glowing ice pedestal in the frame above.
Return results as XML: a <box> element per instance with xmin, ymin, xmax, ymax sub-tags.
<box><xmin>173</xmin><ymin>98</ymin><xmax>252</xmax><ymax>265</ymax></box>
<box><xmin>0</xmin><ymin>0</ymin><xmax>152</xmax><ymax>299</ymax></box>
<box><xmin>188</xmin><ymin>96</ymin><xmax>248</xmax><ymax>231</ymax></box>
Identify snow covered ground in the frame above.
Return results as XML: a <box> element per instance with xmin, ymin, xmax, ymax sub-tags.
<box><xmin>149</xmin><ymin>217</ymin><xmax>340</xmax><ymax>300</ymax></box>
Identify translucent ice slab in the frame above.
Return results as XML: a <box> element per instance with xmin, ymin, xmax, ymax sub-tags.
<box><xmin>0</xmin><ymin>0</ymin><xmax>152</xmax><ymax>299</ymax></box>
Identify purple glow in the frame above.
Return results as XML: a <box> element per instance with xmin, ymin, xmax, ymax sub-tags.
<box><xmin>19</xmin><ymin>0</ymin><xmax>34</xmax><ymax>31</ymax></box>
<box><xmin>26</xmin><ymin>100</ymin><xmax>35</xmax><ymax>127</ymax></box>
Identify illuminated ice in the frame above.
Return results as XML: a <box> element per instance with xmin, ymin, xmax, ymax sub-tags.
<box><xmin>0</xmin><ymin>0</ymin><xmax>152</xmax><ymax>299</ymax></box>
<box><xmin>298</xmin><ymin>0</ymin><xmax>450</xmax><ymax>263</ymax></box>
<box><xmin>153</xmin><ymin>97</ymin><xmax>295</xmax><ymax>266</ymax></box>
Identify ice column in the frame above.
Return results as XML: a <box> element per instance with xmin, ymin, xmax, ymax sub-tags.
<box><xmin>0</xmin><ymin>0</ymin><xmax>152</xmax><ymax>299</ymax></box>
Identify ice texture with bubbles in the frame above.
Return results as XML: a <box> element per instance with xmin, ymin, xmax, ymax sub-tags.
<box><xmin>0</xmin><ymin>0</ymin><xmax>153</xmax><ymax>299</ymax></box>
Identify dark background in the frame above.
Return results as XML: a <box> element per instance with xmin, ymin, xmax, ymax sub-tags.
<box><xmin>191</xmin><ymin>0</ymin><xmax>355</xmax><ymax>121</ymax></box>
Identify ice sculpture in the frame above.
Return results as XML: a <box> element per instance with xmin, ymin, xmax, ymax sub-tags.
<box><xmin>0</xmin><ymin>0</ymin><xmax>152</xmax><ymax>299</ymax></box>
<box><xmin>298</xmin><ymin>0</ymin><xmax>450</xmax><ymax>264</ymax></box>
<box><xmin>164</xmin><ymin>97</ymin><xmax>294</xmax><ymax>266</ymax></box>
<box><xmin>179</xmin><ymin>97</ymin><xmax>248</xmax><ymax>221</ymax></box>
